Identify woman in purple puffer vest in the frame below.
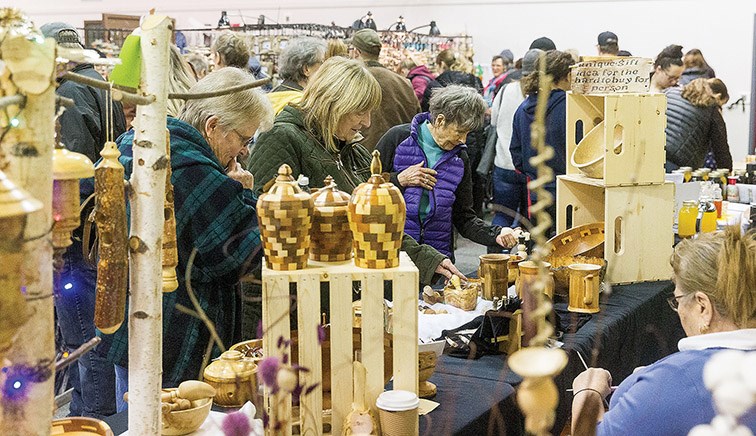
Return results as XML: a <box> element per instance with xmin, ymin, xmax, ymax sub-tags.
<box><xmin>376</xmin><ymin>85</ymin><xmax>517</xmax><ymax>262</ymax></box>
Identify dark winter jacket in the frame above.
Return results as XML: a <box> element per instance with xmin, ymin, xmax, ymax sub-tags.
<box><xmin>361</xmin><ymin>60</ymin><xmax>420</xmax><ymax>151</ymax></box>
<box><xmin>377</xmin><ymin>113</ymin><xmax>501</xmax><ymax>261</ymax></box>
<box><xmin>57</xmin><ymin>64</ymin><xmax>127</xmax><ymax>163</ymax></box>
<box><xmin>407</xmin><ymin>65</ymin><xmax>436</xmax><ymax>103</ymax></box>
<box><xmin>510</xmin><ymin>89</ymin><xmax>567</xmax><ymax>191</ymax></box>
<box><xmin>679</xmin><ymin>67</ymin><xmax>715</xmax><ymax>86</ymax></box>
<box><xmin>248</xmin><ymin>105</ymin><xmax>446</xmax><ymax>284</ymax></box>
<box><xmin>86</xmin><ymin>117</ymin><xmax>262</xmax><ymax>386</ymax></box>
<box><xmin>664</xmin><ymin>87</ymin><xmax>732</xmax><ymax>169</ymax></box>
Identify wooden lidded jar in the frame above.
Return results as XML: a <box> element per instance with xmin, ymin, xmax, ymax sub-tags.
<box><xmin>203</xmin><ymin>350</ymin><xmax>258</xmax><ymax>408</ymax></box>
<box><xmin>311</xmin><ymin>176</ymin><xmax>352</xmax><ymax>262</ymax></box>
<box><xmin>256</xmin><ymin>164</ymin><xmax>313</xmax><ymax>270</ymax></box>
<box><xmin>348</xmin><ymin>150</ymin><xmax>406</xmax><ymax>269</ymax></box>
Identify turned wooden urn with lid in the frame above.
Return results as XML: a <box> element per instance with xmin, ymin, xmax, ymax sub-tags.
<box><xmin>202</xmin><ymin>350</ymin><xmax>257</xmax><ymax>408</ymax></box>
<box><xmin>311</xmin><ymin>175</ymin><xmax>353</xmax><ymax>262</ymax></box>
<box><xmin>256</xmin><ymin>164</ymin><xmax>313</xmax><ymax>270</ymax></box>
<box><xmin>348</xmin><ymin>151</ymin><xmax>406</xmax><ymax>269</ymax></box>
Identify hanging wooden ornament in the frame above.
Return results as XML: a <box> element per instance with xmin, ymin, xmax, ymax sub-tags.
<box><xmin>162</xmin><ymin>129</ymin><xmax>178</xmax><ymax>292</ymax></box>
<box><xmin>93</xmin><ymin>141</ymin><xmax>128</xmax><ymax>334</ymax></box>
<box><xmin>51</xmin><ymin>120</ymin><xmax>94</xmax><ymax>253</ymax></box>
<box><xmin>348</xmin><ymin>150</ymin><xmax>406</xmax><ymax>269</ymax></box>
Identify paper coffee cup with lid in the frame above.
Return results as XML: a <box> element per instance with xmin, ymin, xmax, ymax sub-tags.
<box><xmin>376</xmin><ymin>390</ymin><xmax>419</xmax><ymax>436</ymax></box>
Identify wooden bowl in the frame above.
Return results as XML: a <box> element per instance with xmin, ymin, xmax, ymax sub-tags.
<box><xmin>161</xmin><ymin>390</ymin><xmax>213</xmax><ymax>435</ymax></box>
<box><xmin>51</xmin><ymin>417</ymin><xmax>114</xmax><ymax>435</ymax></box>
<box><xmin>571</xmin><ymin>121</ymin><xmax>606</xmax><ymax>179</ymax></box>
<box><xmin>547</xmin><ymin>222</ymin><xmax>605</xmax><ymax>259</ymax></box>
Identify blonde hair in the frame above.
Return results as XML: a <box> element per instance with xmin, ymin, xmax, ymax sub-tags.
<box><xmin>671</xmin><ymin>227</ymin><xmax>756</xmax><ymax>329</ymax></box>
<box><xmin>298</xmin><ymin>57</ymin><xmax>381</xmax><ymax>153</ymax></box>
<box><xmin>167</xmin><ymin>45</ymin><xmax>196</xmax><ymax>117</ymax></box>
<box><xmin>325</xmin><ymin>39</ymin><xmax>348</xmax><ymax>59</ymax></box>
<box><xmin>180</xmin><ymin>68</ymin><xmax>273</xmax><ymax>136</ymax></box>
<box><xmin>682</xmin><ymin>78</ymin><xmax>717</xmax><ymax>108</ymax></box>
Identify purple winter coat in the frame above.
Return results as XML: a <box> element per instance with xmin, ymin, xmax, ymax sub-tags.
<box><xmin>392</xmin><ymin>113</ymin><xmax>466</xmax><ymax>258</ymax></box>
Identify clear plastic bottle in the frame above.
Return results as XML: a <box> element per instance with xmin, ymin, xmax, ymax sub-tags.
<box><xmin>727</xmin><ymin>177</ymin><xmax>740</xmax><ymax>204</ymax></box>
<box><xmin>712</xmin><ymin>185</ymin><xmax>723</xmax><ymax>218</ymax></box>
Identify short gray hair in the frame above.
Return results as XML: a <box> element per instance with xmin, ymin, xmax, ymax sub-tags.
<box><xmin>180</xmin><ymin>68</ymin><xmax>273</xmax><ymax>135</ymax></box>
<box><xmin>278</xmin><ymin>37</ymin><xmax>326</xmax><ymax>84</ymax></box>
<box><xmin>212</xmin><ymin>32</ymin><xmax>250</xmax><ymax>68</ymax></box>
<box><xmin>429</xmin><ymin>85</ymin><xmax>487</xmax><ymax>132</ymax></box>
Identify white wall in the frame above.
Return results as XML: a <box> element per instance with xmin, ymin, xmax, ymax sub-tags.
<box><xmin>22</xmin><ymin>0</ymin><xmax>756</xmax><ymax>160</ymax></box>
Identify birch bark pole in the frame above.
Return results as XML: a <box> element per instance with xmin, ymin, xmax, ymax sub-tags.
<box><xmin>0</xmin><ymin>21</ymin><xmax>55</xmax><ymax>435</ymax></box>
<box><xmin>127</xmin><ymin>12</ymin><xmax>171</xmax><ymax>435</ymax></box>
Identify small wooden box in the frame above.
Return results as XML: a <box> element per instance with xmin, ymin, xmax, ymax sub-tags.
<box><xmin>556</xmin><ymin>174</ymin><xmax>674</xmax><ymax>284</ymax></box>
<box><xmin>566</xmin><ymin>92</ymin><xmax>666</xmax><ymax>186</ymax></box>
<box><xmin>262</xmin><ymin>252</ymin><xmax>419</xmax><ymax>436</ymax></box>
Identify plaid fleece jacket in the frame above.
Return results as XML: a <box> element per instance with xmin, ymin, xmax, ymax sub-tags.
<box><xmin>94</xmin><ymin>117</ymin><xmax>261</xmax><ymax>385</ymax></box>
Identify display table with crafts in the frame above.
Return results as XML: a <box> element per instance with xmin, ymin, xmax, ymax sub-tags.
<box><xmin>104</xmin><ymin>279</ymin><xmax>683</xmax><ymax>435</ymax></box>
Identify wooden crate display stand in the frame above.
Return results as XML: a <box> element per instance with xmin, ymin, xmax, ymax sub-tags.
<box><xmin>262</xmin><ymin>252</ymin><xmax>419</xmax><ymax>436</ymax></box>
<box><xmin>566</xmin><ymin>93</ymin><xmax>666</xmax><ymax>186</ymax></box>
<box><xmin>556</xmin><ymin>174</ymin><xmax>674</xmax><ymax>284</ymax></box>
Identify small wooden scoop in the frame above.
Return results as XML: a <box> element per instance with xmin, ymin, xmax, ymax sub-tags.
<box><xmin>123</xmin><ymin>380</ymin><xmax>216</xmax><ymax>403</ymax></box>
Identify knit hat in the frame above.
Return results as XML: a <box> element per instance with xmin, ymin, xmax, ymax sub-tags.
<box><xmin>529</xmin><ymin>37</ymin><xmax>556</xmax><ymax>52</ymax></box>
<box><xmin>40</xmin><ymin>22</ymin><xmax>83</xmax><ymax>48</ymax></box>
<box><xmin>499</xmin><ymin>49</ymin><xmax>514</xmax><ymax>63</ymax></box>
<box><xmin>351</xmin><ymin>29</ymin><xmax>382</xmax><ymax>56</ymax></box>
<box><xmin>597</xmin><ymin>31</ymin><xmax>618</xmax><ymax>46</ymax></box>
<box><xmin>521</xmin><ymin>49</ymin><xmax>543</xmax><ymax>76</ymax></box>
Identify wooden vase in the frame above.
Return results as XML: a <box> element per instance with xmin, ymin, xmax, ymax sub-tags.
<box><xmin>311</xmin><ymin>175</ymin><xmax>352</xmax><ymax>262</ymax></box>
<box><xmin>348</xmin><ymin>151</ymin><xmax>406</xmax><ymax>269</ymax></box>
<box><xmin>418</xmin><ymin>350</ymin><xmax>437</xmax><ymax>398</ymax></box>
<box><xmin>256</xmin><ymin>164</ymin><xmax>313</xmax><ymax>270</ymax></box>
<box><xmin>478</xmin><ymin>253</ymin><xmax>510</xmax><ymax>300</ymax></box>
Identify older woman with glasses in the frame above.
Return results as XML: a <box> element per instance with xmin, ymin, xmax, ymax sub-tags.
<box><xmin>376</xmin><ymin>84</ymin><xmax>518</xmax><ymax>261</ymax></box>
<box><xmin>91</xmin><ymin>67</ymin><xmax>273</xmax><ymax>398</ymax></box>
<box><xmin>571</xmin><ymin>227</ymin><xmax>756</xmax><ymax>435</ymax></box>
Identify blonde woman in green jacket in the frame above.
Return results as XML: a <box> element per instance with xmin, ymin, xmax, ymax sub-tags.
<box><xmin>248</xmin><ymin>56</ymin><xmax>463</xmax><ymax>285</ymax></box>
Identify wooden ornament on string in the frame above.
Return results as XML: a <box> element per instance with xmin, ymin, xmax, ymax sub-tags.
<box><xmin>256</xmin><ymin>164</ymin><xmax>313</xmax><ymax>271</ymax></box>
<box><xmin>162</xmin><ymin>129</ymin><xmax>178</xmax><ymax>292</ymax></box>
<box><xmin>93</xmin><ymin>141</ymin><xmax>128</xmax><ymax>334</ymax></box>
<box><xmin>348</xmin><ymin>150</ymin><xmax>406</xmax><ymax>269</ymax></box>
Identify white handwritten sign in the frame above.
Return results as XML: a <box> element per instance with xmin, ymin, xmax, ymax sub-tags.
<box><xmin>571</xmin><ymin>57</ymin><xmax>654</xmax><ymax>94</ymax></box>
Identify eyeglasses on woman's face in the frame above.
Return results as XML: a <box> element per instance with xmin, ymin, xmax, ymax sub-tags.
<box><xmin>667</xmin><ymin>292</ymin><xmax>693</xmax><ymax>312</ymax></box>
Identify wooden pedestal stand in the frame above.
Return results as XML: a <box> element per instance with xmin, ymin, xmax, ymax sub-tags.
<box><xmin>262</xmin><ymin>252</ymin><xmax>419</xmax><ymax>436</ymax></box>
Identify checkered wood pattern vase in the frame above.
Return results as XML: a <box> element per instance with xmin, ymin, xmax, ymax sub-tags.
<box><xmin>257</xmin><ymin>164</ymin><xmax>313</xmax><ymax>270</ymax></box>
<box><xmin>311</xmin><ymin>176</ymin><xmax>353</xmax><ymax>262</ymax></box>
<box><xmin>348</xmin><ymin>151</ymin><xmax>406</xmax><ymax>269</ymax></box>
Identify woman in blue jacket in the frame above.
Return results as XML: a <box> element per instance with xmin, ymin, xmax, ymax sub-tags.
<box><xmin>509</xmin><ymin>50</ymin><xmax>575</xmax><ymax>237</ymax></box>
<box><xmin>377</xmin><ymin>85</ymin><xmax>517</xmax><ymax>262</ymax></box>
<box><xmin>571</xmin><ymin>228</ymin><xmax>756</xmax><ymax>435</ymax></box>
